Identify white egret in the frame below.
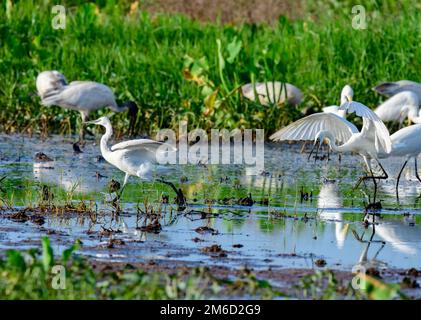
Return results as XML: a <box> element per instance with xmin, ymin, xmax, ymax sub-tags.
<box><xmin>322</xmin><ymin>85</ymin><xmax>354</xmax><ymax>118</ymax></box>
<box><xmin>378</xmin><ymin>124</ymin><xmax>421</xmax><ymax>199</ymax></box>
<box><xmin>374</xmin><ymin>80</ymin><xmax>421</xmax><ymax>100</ymax></box>
<box><xmin>270</xmin><ymin>100</ymin><xmax>392</xmax><ymax>201</ymax></box>
<box><xmin>36</xmin><ymin>71</ymin><xmax>139</xmax><ymax>138</ymax></box>
<box><xmin>374</xmin><ymin>91</ymin><xmax>420</xmax><ymax>127</ymax></box>
<box><xmin>85</xmin><ymin>117</ymin><xmax>186</xmax><ymax>209</ymax></box>
<box><xmin>241</xmin><ymin>81</ymin><xmax>303</xmax><ymax>106</ymax></box>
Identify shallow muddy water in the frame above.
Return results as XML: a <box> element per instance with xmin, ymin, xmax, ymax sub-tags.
<box><xmin>1</xmin><ymin>134</ymin><xmax>421</xmax><ymax>272</ymax></box>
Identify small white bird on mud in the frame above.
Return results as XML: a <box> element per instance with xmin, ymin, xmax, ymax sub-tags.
<box><xmin>241</xmin><ymin>81</ymin><xmax>303</xmax><ymax>106</ymax></box>
<box><xmin>86</xmin><ymin>116</ymin><xmax>186</xmax><ymax>210</ymax></box>
<box><xmin>36</xmin><ymin>71</ymin><xmax>139</xmax><ymax>139</ymax></box>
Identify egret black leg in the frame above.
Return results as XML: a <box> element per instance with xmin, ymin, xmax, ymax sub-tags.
<box><xmin>307</xmin><ymin>141</ymin><xmax>319</xmax><ymax>161</ymax></box>
<box><xmin>79</xmin><ymin>112</ymin><xmax>94</xmax><ymax>142</ymax></box>
<box><xmin>354</xmin><ymin>175</ymin><xmax>372</xmax><ymax>189</ymax></box>
<box><xmin>415</xmin><ymin>157</ymin><xmax>421</xmax><ymax>183</ymax></box>
<box><xmin>375</xmin><ymin>160</ymin><xmax>389</xmax><ymax>180</ymax></box>
<box><xmin>369</xmin><ymin>167</ymin><xmax>378</xmax><ymax>203</ymax></box>
<box><xmin>396</xmin><ymin>160</ymin><xmax>408</xmax><ymax>201</ymax></box>
<box><xmin>355</xmin><ymin>160</ymin><xmax>388</xmax><ymax>201</ymax></box>
<box><xmin>326</xmin><ymin>146</ymin><xmax>330</xmax><ymax>163</ymax></box>
<box><xmin>314</xmin><ymin>142</ymin><xmax>321</xmax><ymax>163</ymax></box>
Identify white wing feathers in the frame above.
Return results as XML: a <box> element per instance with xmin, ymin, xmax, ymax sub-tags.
<box><xmin>111</xmin><ymin>139</ymin><xmax>176</xmax><ymax>153</ymax></box>
<box><xmin>111</xmin><ymin>139</ymin><xmax>176</xmax><ymax>163</ymax></box>
<box><xmin>340</xmin><ymin>101</ymin><xmax>392</xmax><ymax>153</ymax></box>
<box><xmin>269</xmin><ymin>112</ymin><xmax>358</xmax><ymax>144</ymax></box>
<box><xmin>41</xmin><ymin>81</ymin><xmax>118</xmax><ymax>111</ymax></box>
<box><xmin>322</xmin><ymin>105</ymin><xmax>340</xmax><ymax>114</ymax></box>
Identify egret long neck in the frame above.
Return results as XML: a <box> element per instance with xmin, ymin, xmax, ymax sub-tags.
<box><xmin>326</xmin><ymin>132</ymin><xmax>352</xmax><ymax>153</ymax></box>
<box><xmin>100</xmin><ymin>123</ymin><xmax>113</xmax><ymax>155</ymax></box>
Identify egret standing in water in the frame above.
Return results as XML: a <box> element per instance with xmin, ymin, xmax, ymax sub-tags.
<box><xmin>270</xmin><ymin>99</ymin><xmax>392</xmax><ymax>202</ymax></box>
<box><xmin>36</xmin><ymin>71</ymin><xmax>139</xmax><ymax>139</ymax></box>
<box><xmin>85</xmin><ymin>117</ymin><xmax>186</xmax><ymax>210</ymax></box>
<box><xmin>378</xmin><ymin>124</ymin><xmax>421</xmax><ymax>200</ymax></box>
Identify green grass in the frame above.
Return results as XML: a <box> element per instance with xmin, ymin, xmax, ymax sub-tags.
<box><xmin>0</xmin><ymin>0</ymin><xmax>420</xmax><ymax>137</ymax></box>
<box><xmin>0</xmin><ymin>237</ymin><xmax>281</xmax><ymax>299</ymax></box>
<box><xmin>0</xmin><ymin>237</ymin><xmax>405</xmax><ymax>299</ymax></box>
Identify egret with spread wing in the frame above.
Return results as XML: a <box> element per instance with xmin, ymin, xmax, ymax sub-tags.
<box><xmin>86</xmin><ymin>116</ymin><xmax>186</xmax><ymax>209</ymax></box>
<box><xmin>270</xmin><ymin>99</ymin><xmax>392</xmax><ymax>201</ymax></box>
<box><xmin>36</xmin><ymin>71</ymin><xmax>139</xmax><ymax>139</ymax></box>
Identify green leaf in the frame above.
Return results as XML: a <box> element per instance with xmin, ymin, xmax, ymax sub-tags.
<box><xmin>201</xmin><ymin>85</ymin><xmax>214</xmax><ymax>97</ymax></box>
<box><xmin>61</xmin><ymin>241</ymin><xmax>80</xmax><ymax>263</ymax></box>
<box><xmin>6</xmin><ymin>250</ymin><xmax>26</xmax><ymax>271</ymax></box>
<box><xmin>216</xmin><ymin>39</ymin><xmax>225</xmax><ymax>70</ymax></box>
<box><xmin>364</xmin><ymin>275</ymin><xmax>401</xmax><ymax>300</ymax></box>
<box><xmin>226</xmin><ymin>37</ymin><xmax>242</xmax><ymax>64</ymax></box>
<box><xmin>42</xmin><ymin>236</ymin><xmax>54</xmax><ymax>271</ymax></box>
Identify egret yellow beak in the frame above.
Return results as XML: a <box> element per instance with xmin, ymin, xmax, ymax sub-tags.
<box><xmin>346</xmin><ymin>95</ymin><xmax>353</xmax><ymax>102</ymax></box>
<box><xmin>85</xmin><ymin>119</ymin><xmax>99</xmax><ymax>125</ymax></box>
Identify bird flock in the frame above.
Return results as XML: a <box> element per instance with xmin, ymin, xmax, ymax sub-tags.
<box><xmin>35</xmin><ymin>70</ymin><xmax>421</xmax><ymax>205</ymax></box>
<box><xmin>267</xmin><ymin>82</ymin><xmax>421</xmax><ymax>201</ymax></box>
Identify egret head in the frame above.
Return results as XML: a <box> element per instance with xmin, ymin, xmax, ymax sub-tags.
<box><xmin>315</xmin><ymin>130</ymin><xmax>334</xmax><ymax>149</ymax></box>
<box><xmin>398</xmin><ymin>92</ymin><xmax>420</xmax><ymax>124</ymax></box>
<box><xmin>340</xmin><ymin>85</ymin><xmax>354</xmax><ymax>105</ymax></box>
<box><xmin>308</xmin><ymin>130</ymin><xmax>332</xmax><ymax>161</ymax></box>
<box><xmin>85</xmin><ymin>116</ymin><xmax>110</xmax><ymax>127</ymax></box>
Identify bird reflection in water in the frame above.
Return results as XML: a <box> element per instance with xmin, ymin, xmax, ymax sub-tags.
<box><xmin>317</xmin><ymin>179</ymin><xmax>349</xmax><ymax>249</ymax></box>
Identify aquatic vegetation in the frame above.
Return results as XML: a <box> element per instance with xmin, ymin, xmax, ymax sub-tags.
<box><xmin>0</xmin><ymin>237</ymin><xmax>281</xmax><ymax>299</ymax></box>
<box><xmin>297</xmin><ymin>270</ymin><xmax>405</xmax><ymax>300</ymax></box>
<box><xmin>0</xmin><ymin>237</ymin><xmax>410</xmax><ymax>300</ymax></box>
